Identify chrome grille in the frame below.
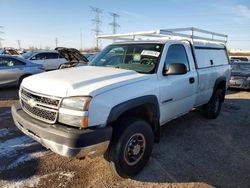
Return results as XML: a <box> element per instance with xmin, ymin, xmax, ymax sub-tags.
<box><xmin>20</xmin><ymin>88</ymin><xmax>61</xmax><ymax>124</ymax></box>
<box><xmin>21</xmin><ymin>88</ymin><xmax>60</xmax><ymax>107</ymax></box>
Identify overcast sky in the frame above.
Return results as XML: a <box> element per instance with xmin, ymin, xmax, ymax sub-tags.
<box><xmin>1</xmin><ymin>0</ymin><xmax>250</xmax><ymax>50</ymax></box>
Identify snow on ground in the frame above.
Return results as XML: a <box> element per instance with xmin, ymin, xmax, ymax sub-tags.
<box><xmin>0</xmin><ymin>135</ymin><xmax>36</xmax><ymax>157</ymax></box>
<box><xmin>6</xmin><ymin>151</ymin><xmax>46</xmax><ymax>170</ymax></box>
<box><xmin>0</xmin><ymin>110</ymin><xmax>11</xmax><ymax>121</ymax></box>
<box><xmin>1</xmin><ymin>171</ymin><xmax>75</xmax><ymax>188</ymax></box>
<box><xmin>0</xmin><ymin>128</ymin><xmax>10</xmax><ymax>137</ymax></box>
<box><xmin>2</xmin><ymin>173</ymin><xmax>51</xmax><ymax>188</ymax></box>
<box><xmin>0</xmin><ymin>134</ymin><xmax>46</xmax><ymax>173</ymax></box>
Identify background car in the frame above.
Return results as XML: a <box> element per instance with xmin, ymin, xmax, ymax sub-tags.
<box><xmin>22</xmin><ymin>50</ymin><xmax>67</xmax><ymax>71</ymax></box>
<box><xmin>229</xmin><ymin>62</ymin><xmax>250</xmax><ymax>90</ymax></box>
<box><xmin>0</xmin><ymin>47</ymin><xmax>20</xmax><ymax>56</ymax></box>
<box><xmin>230</xmin><ymin>57</ymin><xmax>249</xmax><ymax>64</ymax></box>
<box><xmin>0</xmin><ymin>55</ymin><xmax>44</xmax><ymax>87</ymax></box>
<box><xmin>83</xmin><ymin>52</ymin><xmax>98</xmax><ymax>61</ymax></box>
<box><xmin>56</xmin><ymin>47</ymin><xmax>89</xmax><ymax>69</ymax></box>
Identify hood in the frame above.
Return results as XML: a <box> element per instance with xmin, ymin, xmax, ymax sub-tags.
<box><xmin>55</xmin><ymin>47</ymin><xmax>88</xmax><ymax>64</ymax></box>
<box><xmin>21</xmin><ymin>66</ymin><xmax>150</xmax><ymax>97</ymax></box>
<box><xmin>231</xmin><ymin>71</ymin><xmax>250</xmax><ymax>77</ymax></box>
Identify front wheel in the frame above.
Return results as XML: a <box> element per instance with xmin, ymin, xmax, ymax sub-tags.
<box><xmin>203</xmin><ymin>89</ymin><xmax>223</xmax><ymax>119</ymax></box>
<box><xmin>105</xmin><ymin>118</ymin><xmax>154</xmax><ymax>178</ymax></box>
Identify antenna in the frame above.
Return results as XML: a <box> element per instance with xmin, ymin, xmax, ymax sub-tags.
<box><xmin>90</xmin><ymin>6</ymin><xmax>103</xmax><ymax>48</ymax></box>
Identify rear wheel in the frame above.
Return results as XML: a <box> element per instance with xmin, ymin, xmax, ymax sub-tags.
<box><xmin>105</xmin><ymin>117</ymin><xmax>154</xmax><ymax>178</ymax></box>
<box><xmin>203</xmin><ymin>89</ymin><xmax>223</xmax><ymax>119</ymax></box>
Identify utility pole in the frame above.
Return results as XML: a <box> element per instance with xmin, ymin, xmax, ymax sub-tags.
<box><xmin>90</xmin><ymin>6</ymin><xmax>103</xmax><ymax>49</ymax></box>
<box><xmin>80</xmin><ymin>28</ymin><xmax>83</xmax><ymax>51</ymax></box>
<box><xmin>17</xmin><ymin>40</ymin><xmax>21</xmax><ymax>49</ymax></box>
<box><xmin>109</xmin><ymin>12</ymin><xmax>120</xmax><ymax>35</ymax></box>
<box><xmin>55</xmin><ymin>37</ymin><xmax>58</xmax><ymax>48</ymax></box>
<box><xmin>0</xmin><ymin>26</ymin><xmax>4</xmax><ymax>48</ymax></box>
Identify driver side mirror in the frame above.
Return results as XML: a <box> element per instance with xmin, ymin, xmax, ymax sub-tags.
<box><xmin>163</xmin><ymin>63</ymin><xmax>187</xmax><ymax>75</ymax></box>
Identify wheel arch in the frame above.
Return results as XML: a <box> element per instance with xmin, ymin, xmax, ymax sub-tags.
<box><xmin>213</xmin><ymin>76</ymin><xmax>227</xmax><ymax>101</ymax></box>
<box><xmin>107</xmin><ymin>95</ymin><xmax>161</xmax><ymax>142</ymax></box>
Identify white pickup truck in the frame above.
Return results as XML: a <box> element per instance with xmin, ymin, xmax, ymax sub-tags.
<box><xmin>12</xmin><ymin>28</ymin><xmax>231</xmax><ymax>177</ymax></box>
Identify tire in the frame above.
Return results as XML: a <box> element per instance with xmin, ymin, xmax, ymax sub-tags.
<box><xmin>203</xmin><ymin>89</ymin><xmax>223</xmax><ymax>119</ymax></box>
<box><xmin>105</xmin><ymin>117</ymin><xmax>154</xmax><ymax>178</ymax></box>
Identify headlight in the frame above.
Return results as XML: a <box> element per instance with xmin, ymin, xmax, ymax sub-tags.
<box><xmin>247</xmin><ymin>77</ymin><xmax>250</xmax><ymax>81</ymax></box>
<box><xmin>61</xmin><ymin>97</ymin><xmax>91</xmax><ymax>111</ymax></box>
<box><xmin>59</xmin><ymin>97</ymin><xmax>91</xmax><ymax>128</ymax></box>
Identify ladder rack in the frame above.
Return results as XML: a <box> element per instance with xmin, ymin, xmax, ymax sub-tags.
<box><xmin>96</xmin><ymin>27</ymin><xmax>228</xmax><ymax>44</ymax></box>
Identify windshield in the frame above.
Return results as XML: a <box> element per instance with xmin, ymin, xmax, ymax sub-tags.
<box><xmin>232</xmin><ymin>63</ymin><xmax>250</xmax><ymax>72</ymax></box>
<box><xmin>90</xmin><ymin>43</ymin><xmax>163</xmax><ymax>73</ymax></box>
<box><xmin>22</xmin><ymin>51</ymin><xmax>34</xmax><ymax>59</ymax></box>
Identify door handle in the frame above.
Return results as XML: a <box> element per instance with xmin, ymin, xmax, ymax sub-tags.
<box><xmin>210</xmin><ymin>60</ymin><xmax>214</xmax><ymax>65</ymax></box>
<box><xmin>189</xmin><ymin>77</ymin><xmax>195</xmax><ymax>84</ymax></box>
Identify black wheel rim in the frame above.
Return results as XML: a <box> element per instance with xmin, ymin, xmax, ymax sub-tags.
<box><xmin>124</xmin><ymin>133</ymin><xmax>146</xmax><ymax>166</ymax></box>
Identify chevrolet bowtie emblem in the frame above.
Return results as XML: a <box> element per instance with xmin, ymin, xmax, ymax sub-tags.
<box><xmin>27</xmin><ymin>98</ymin><xmax>36</xmax><ymax>108</ymax></box>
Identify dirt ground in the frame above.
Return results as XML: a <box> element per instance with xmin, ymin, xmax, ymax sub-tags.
<box><xmin>0</xmin><ymin>87</ymin><xmax>249</xmax><ymax>188</ymax></box>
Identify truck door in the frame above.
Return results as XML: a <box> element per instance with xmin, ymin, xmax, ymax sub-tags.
<box><xmin>158</xmin><ymin>42</ymin><xmax>198</xmax><ymax>124</ymax></box>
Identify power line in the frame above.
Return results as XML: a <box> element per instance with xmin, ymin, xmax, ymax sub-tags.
<box><xmin>17</xmin><ymin>40</ymin><xmax>21</xmax><ymax>49</ymax></box>
<box><xmin>109</xmin><ymin>12</ymin><xmax>120</xmax><ymax>34</ymax></box>
<box><xmin>80</xmin><ymin>28</ymin><xmax>83</xmax><ymax>51</ymax></box>
<box><xmin>0</xmin><ymin>26</ymin><xmax>4</xmax><ymax>48</ymax></box>
<box><xmin>55</xmin><ymin>37</ymin><xmax>58</xmax><ymax>48</ymax></box>
<box><xmin>90</xmin><ymin>6</ymin><xmax>103</xmax><ymax>48</ymax></box>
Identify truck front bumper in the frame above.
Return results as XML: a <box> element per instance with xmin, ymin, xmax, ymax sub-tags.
<box><xmin>11</xmin><ymin>103</ymin><xmax>112</xmax><ymax>158</ymax></box>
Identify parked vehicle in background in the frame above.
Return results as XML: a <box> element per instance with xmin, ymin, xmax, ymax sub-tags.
<box><xmin>56</xmin><ymin>47</ymin><xmax>89</xmax><ymax>69</ymax></box>
<box><xmin>0</xmin><ymin>47</ymin><xmax>20</xmax><ymax>56</ymax></box>
<box><xmin>22</xmin><ymin>50</ymin><xmax>67</xmax><ymax>71</ymax></box>
<box><xmin>230</xmin><ymin>57</ymin><xmax>249</xmax><ymax>63</ymax></box>
<box><xmin>83</xmin><ymin>53</ymin><xmax>98</xmax><ymax>61</ymax></box>
<box><xmin>12</xmin><ymin>28</ymin><xmax>230</xmax><ymax>178</ymax></box>
<box><xmin>229</xmin><ymin>62</ymin><xmax>250</xmax><ymax>89</ymax></box>
<box><xmin>0</xmin><ymin>55</ymin><xmax>44</xmax><ymax>87</ymax></box>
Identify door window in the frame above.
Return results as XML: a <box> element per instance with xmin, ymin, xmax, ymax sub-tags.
<box><xmin>32</xmin><ymin>53</ymin><xmax>47</xmax><ymax>60</ymax></box>
<box><xmin>47</xmin><ymin>53</ymin><xmax>59</xmax><ymax>59</ymax></box>
<box><xmin>0</xmin><ymin>57</ymin><xmax>25</xmax><ymax>67</ymax></box>
<box><xmin>164</xmin><ymin>44</ymin><xmax>190</xmax><ymax>71</ymax></box>
<box><xmin>33</xmin><ymin>52</ymin><xmax>59</xmax><ymax>60</ymax></box>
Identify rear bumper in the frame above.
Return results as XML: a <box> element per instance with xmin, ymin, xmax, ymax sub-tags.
<box><xmin>229</xmin><ymin>79</ymin><xmax>250</xmax><ymax>89</ymax></box>
<box><xmin>11</xmin><ymin>103</ymin><xmax>112</xmax><ymax>158</ymax></box>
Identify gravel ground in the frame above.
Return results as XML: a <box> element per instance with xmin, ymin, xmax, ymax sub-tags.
<box><xmin>0</xmin><ymin>87</ymin><xmax>249</xmax><ymax>188</ymax></box>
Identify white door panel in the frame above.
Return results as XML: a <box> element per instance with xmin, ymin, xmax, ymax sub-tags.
<box><xmin>159</xmin><ymin>71</ymin><xmax>197</xmax><ymax>124</ymax></box>
<box><xmin>158</xmin><ymin>42</ymin><xmax>198</xmax><ymax>125</ymax></box>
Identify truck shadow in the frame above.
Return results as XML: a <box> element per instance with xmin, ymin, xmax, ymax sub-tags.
<box><xmin>134</xmin><ymin>97</ymin><xmax>250</xmax><ymax>187</ymax></box>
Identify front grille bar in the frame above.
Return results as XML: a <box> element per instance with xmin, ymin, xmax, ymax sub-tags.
<box><xmin>20</xmin><ymin>87</ymin><xmax>62</xmax><ymax>124</ymax></box>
